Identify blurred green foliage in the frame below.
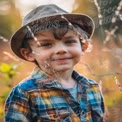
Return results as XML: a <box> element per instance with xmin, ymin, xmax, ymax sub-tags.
<box><xmin>0</xmin><ymin>62</ymin><xmax>18</xmax><ymax>120</ymax></box>
<box><xmin>0</xmin><ymin>63</ymin><xmax>17</xmax><ymax>81</ymax></box>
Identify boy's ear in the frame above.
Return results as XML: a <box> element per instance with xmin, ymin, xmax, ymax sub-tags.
<box><xmin>82</xmin><ymin>42</ymin><xmax>89</xmax><ymax>52</ymax></box>
<box><xmin>20</xmin><ymin>48</ymin><xmax>35</xmax><ymax>61</ymax></box>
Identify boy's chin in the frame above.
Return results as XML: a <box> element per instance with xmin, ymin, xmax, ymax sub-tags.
<box><xmin>40</xmin><ymin>64</ymin><xmax>74</xmax><ymax>73</ymax></box>
<box><xmin>52</xmin><ymin>66</ymin><xmax>73</xmax><ymax>72</ymax></box>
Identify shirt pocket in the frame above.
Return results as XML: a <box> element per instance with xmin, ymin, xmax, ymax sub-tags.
<box><xmin>37</xmin><ymin>107</ymin><xmax>70</xmax><ymax>122</ymax></box>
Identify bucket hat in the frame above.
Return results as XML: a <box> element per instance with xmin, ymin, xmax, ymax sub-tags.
<box><xmin>10</xmin><ymin>4</ymin><xmax>95</xmax><ymax>60</ymax></box>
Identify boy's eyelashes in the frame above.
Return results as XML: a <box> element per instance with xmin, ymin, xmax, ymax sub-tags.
<box><xmin>65</xmin><ymin>40</ymin><xmax>77</xmax><ymax>44</ymax></box>
<box><xmin>39</xmin><ymin>42</ymin><xmax>52</xmax><ymax>47</ymax></box>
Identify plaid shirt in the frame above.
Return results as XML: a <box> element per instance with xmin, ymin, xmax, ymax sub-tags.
<box><xmin>5</xmin><ymin>68</ymin><xmax>105</xmax><ymax>122</ymax></box>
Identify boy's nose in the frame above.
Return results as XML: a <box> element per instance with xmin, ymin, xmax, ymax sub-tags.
<box><xmin>54</xmin><ymin>43</ymin><xmax>67</xmax><ymax>54</ymax></box>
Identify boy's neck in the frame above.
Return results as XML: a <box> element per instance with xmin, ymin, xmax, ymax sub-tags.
<box><xmin>52</xmin><ymin>69</ymin><xmax>76</xmax><ymax>88</ymax></box>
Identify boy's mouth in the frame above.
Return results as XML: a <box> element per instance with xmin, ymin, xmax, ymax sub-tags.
<box><xmin>52</xmin><ymin>57</ymin><xmax>72</xmax><ymax>62</ymax></box>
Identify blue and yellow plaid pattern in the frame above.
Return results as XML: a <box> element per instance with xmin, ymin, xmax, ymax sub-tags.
<box><xmin>5</xmin><ymin>68</ymin><xmax>105</xmax><ymax>122</ymax></box>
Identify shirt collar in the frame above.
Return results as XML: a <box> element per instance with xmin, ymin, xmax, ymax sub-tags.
<box><xmin>31</xmin><ymin>67</ymin><xmax>97</xmax><ymax>89</ymax></box>
<box><xmin>31</xmin><ymin>67</ymin><xmax>61</xmax><ymax>88</ymax></box>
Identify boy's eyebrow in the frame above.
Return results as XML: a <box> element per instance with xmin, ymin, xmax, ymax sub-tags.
<box><xmin>63</xmin><ymin>35</ymin><xmax>78</xmax><ymax>39</ymax></box>
<box><xmin>37</xmin><ymin>39</ymin><xmax>52</xmax><ymax>42</ymax></box>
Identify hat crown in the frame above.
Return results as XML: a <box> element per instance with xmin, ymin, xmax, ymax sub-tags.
<box><xmin>22</xmin><ymin>4</ymin><xmax>68</xmax><ymax>26</ymax></box>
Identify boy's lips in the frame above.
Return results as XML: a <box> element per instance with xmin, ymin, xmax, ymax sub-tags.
<box><xmin>52</xmin><ymin>57</ymin><xmax>72</xmax><ymax>62</ymax></box>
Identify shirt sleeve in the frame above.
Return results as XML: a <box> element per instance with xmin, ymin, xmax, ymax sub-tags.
<box><xmin>4</xmin><ymin>86</ymin><xmax>32</xmax><ymax>122</ymax></box>
<box><xmin>87</xmin><ymin>84</ymin><xmax>105</xmax><ymax>122</ymax></box>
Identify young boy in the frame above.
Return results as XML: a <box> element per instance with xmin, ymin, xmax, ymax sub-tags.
<box><xmin>5</xmin><ymin>4</ymin><xmax>105</xmax><ymax>122</ymax></box>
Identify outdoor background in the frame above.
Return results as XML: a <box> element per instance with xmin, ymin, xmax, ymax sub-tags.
<box><xmin>0</xmin><ymin>0</ymin><xmax>122</xmax><ymax>121</ymax></box>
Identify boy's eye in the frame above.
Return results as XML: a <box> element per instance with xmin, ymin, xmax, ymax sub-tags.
<box><xmin>39</xmin><ymin>43</ymin><xmax>52</xmax><ymax>47</ymax></box>
<box><xmin>65</xmin><ymin>40</ymin><xmax>76</xmax><ymax>44</ymax></box>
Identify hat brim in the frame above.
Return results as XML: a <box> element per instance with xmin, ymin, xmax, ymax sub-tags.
<box><xmin>10</xmin><ymin>13</ymin><xmax>95</xmax><ymax>60</ymax></box>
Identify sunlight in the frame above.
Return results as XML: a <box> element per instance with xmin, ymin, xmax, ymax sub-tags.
<box><xmin>15</xmin><ymin>0</ymin><xmax>75</xmax><ymax>17</ymax></box>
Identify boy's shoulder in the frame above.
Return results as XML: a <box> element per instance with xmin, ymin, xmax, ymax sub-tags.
<box><xmin>80</xmin><ymin>76</ymin><xmax>98</xmax><ymax>87</ymax></box>
<box><xmin>13</xmin><ymin>68</ymin><xmax>51</xmax><ymax>92</ymax></box>
<box><xmin>14</xmin><ymin>76</ymin><xmax>37</xmax><ymax>92</ymax></box>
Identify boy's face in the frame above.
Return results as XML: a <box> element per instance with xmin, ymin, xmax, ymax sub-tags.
<box><xmin>22</xmin><ymin>30</ymin><xmax>84</xmax><ymax>73</ymax></box>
